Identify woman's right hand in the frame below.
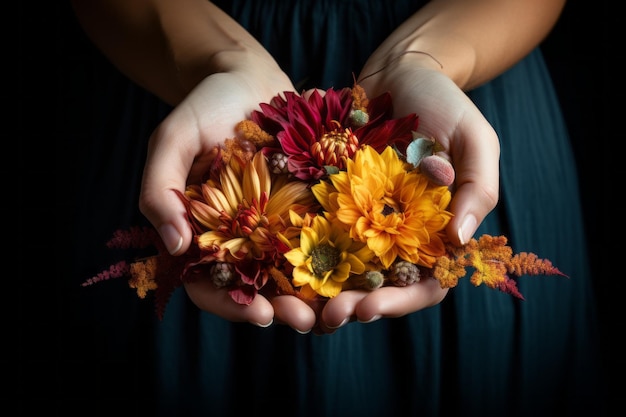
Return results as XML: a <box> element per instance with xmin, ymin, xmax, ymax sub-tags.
<box><xmin>138</xmin><ymin>66</ymin><xmax>324</xmax><ymax>331</ymax></box>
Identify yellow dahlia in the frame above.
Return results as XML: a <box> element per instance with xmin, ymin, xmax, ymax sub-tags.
<box><xmin>283</xmin><ymin>215</ymin><xmax>375</xmax><ymax>298</ymax></box>
<box><xmin>312</xmin><ymin>145</ymin><xmax>452</xmax><ymax>269</ymax></box>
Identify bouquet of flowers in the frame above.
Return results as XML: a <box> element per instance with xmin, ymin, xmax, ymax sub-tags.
<box><xmin>82</xmin><ymin>83</ymin><xmax>565</xmax><ymax>320</ymax></box>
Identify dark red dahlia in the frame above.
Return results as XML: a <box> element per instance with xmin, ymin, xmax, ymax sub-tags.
<box><xmin>251</xmin><ymin>87</ymin><xmax>419</xmax><ymax>181</ymax></box>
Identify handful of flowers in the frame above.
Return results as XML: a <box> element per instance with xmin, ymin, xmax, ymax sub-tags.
<box><xmin>83</xmin><ymin>83</ymin><xmax>565</xmax><ymax>319</ymax></box>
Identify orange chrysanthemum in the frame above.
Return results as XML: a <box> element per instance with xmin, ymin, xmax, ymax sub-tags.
<box><xmin>312</xmin><ymin>145</ymin><xmax>453</xmax><ymax>269</ymax></box>
<box><xmin>181</xmin><ymin>151</ymin><xmax>319</xmax><ymax>303</ymax></box>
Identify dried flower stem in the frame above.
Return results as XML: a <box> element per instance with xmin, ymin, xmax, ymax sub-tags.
<box><xmin>269</xmin><ymin>266</ymin><xmax>298</xmax><ymax>296</ymax></box>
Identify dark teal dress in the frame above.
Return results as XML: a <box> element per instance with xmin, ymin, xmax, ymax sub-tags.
<box><xmin>65</xmin><ymin>1</ymin><xmax>606</xmax><ymax>416</ymax></box>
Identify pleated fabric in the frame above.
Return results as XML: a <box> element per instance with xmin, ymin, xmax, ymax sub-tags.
<box><xmin>69</xmin><ymin>1</ymin><xmax>605</xmax><ymax>416</ymax></box>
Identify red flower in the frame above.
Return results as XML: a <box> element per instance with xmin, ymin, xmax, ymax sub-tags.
<box><xmin>251</xmin><ymin>88</ymin><xmax>419</xmax><ymax>181</ymax></box>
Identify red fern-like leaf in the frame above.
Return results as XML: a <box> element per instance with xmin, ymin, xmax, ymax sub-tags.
<box><xmin>106</xmin><ymin>226</ymin><xmax>162</xmax><ymax>250</ymax></box>
<box><xmin>154</xmin><ymin>277</ymin><xmax>177</xmax><ymax>321</ymax></box>
<box><xmin>507</xmin><ymin>252</ymin><xmax>567</xmax><ymax>278</ymax></box>
<box><xmin>81</xmin><ymin>260</ymin><xmax>130</xmax><ymax>286</ymax></box>
<box><xmin>496</xmin><ymin>276</ymin><xmax>525</xmax><ymax>300</ymax></box>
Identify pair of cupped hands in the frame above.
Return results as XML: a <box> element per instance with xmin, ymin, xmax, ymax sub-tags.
<box><xmin>138</xmin><ymin>53</ymin><xmax>500</xmax><ymax>334</ymax></box>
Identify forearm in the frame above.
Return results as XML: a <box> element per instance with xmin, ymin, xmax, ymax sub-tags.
<box><xmin>364</xmin><ymin>0</ymin><xmax>566</xmax><ymax>91</ymax></box>
<box><xmin>71</xmin><ymin>0</ymin><xmax>280</xmax><ymax>105</ymax></box>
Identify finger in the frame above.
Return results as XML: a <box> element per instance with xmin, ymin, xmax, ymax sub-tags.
<box><xmin>446</xmin><ymin>120</ymin><xmax>500</xmax><ymax>246</ymax></box>
<box><xmin>301</xmin><ymin>88</ymin><xmax>324</xmax><ymax>99</ymax></box>
<box><xmin>183</xmin><ymin>279</ymin><xmax>275</xmax><ymax>327</ymax></box>
<box><xmin>317</xmin><ymin>290</ymin><xmax>370</xmax><ymax>333</ymax></box>
<box><xmin>353</xmin><ymin>278</ymin><xmax>449</xmax><ymax>321</ymax></box>
<box><xmin>271</xmin><ymin>295</ymin><xmax>317</xmax><ymax>333</ymax></box>
<box><xmin>138</xmin><ymin>115</ymin><xmax>199</xmax><ymax>255</ymax></box>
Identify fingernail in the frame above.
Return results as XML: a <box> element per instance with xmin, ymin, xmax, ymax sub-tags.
<box><xmin>158</xmin><ymin>224</ymin><xmax>183</xmax><ymax>255</ymax></box>
<box><xmin>358</xmin><ymin>314</ymin><xmax>381</xmax><ymax>324</ymax></box>
<box><xmin>253</xmin><ymin>319</ymin><xmax>273</xmax><ymax>328</ymax></box>
<box><xmin>295</xmin><ymin>328</ymin><xmax>311</xmax><ymax>335</ymax></box>
<box><xmin>326</xmin><ymin>318</ymin><xmax>349</xmax><ymax>329</ymax></box>
<box><xmin>458</xmin><ymin>214</ymin><xmax>477</xmax><ymax>245</ymax></box>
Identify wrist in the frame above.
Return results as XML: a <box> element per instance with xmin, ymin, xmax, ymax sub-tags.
<box><xmin>358</xmin><ymin>48</ymin><xmax>446</xmax><ymax>99</ymax></box>
<box><xmin>177</xmin><ymin>46</ymin><xmax>291</xmax><ymax>104</ymax></box>
<box><xmin>367</xmin><ymin>33</ymin><xmax>476</xmax><ymax>90</ymax></box>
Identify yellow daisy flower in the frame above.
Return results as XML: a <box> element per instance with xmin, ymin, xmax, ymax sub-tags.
<box><xmin>284</xmin><ymin>215</ymin><xmax>375</xmax><ymax>298</ymax></box>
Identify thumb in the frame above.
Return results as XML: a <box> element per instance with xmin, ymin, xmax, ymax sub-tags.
<box><xmin>140</xmin><ymin>186</ymin><xmax>192</xmax><ymax>256</ymax></box>
<box><xmin>446</xmin><ymin>181</ymin><xmax>498</xmax><ymax>246</ymax></box>
<box><xmin>445</xmin><ymin>125</ymin><xmax>500</xmax><ymax>246</ymax></box>
<box><xmin>138</xmin><ymin>122</ymin><xmax>197</xmax><ymax>256</ymax></box>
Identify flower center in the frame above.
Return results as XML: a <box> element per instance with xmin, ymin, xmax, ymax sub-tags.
<box><xmin>310</xmin><ymin>243</ymin><xmax>341</xmax><ymax>277</ymax></box>
<box><xmin>382</xmin><ymin>203</ymin><xmax>397</xmax><ymax>216</ymax></box>
<box><xmin>225</xmin><ymin>195</ymin><xmax>269</xmax><ymax>237</ymax></box>
<box><xmin>311</xmin><ymin>121</ymin><xmax>359</xmax><ymax>169</ymax></box>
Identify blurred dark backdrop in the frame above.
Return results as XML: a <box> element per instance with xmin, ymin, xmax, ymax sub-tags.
<box><xmin>14</xmin><ymin>1</ymin><xmax>618</xmax><ymax>415</ymax></box>
<box><xmin>540</xmin><ymin>4</ymin><xmax>618</xmax><ymax>406</ymax></box>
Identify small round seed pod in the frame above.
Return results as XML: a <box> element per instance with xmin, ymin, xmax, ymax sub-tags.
<box><xmin>419</xmin><ymin>154</ymin><xmax>455</xmax><ymax>187</ymax></box>
<box><xmin>349</xmin><ymin>109</ymin><xmax>369</xmax><ymax>128</ymax></box>
<box><xmin>269</xmin><ymin>152</ymin><xmax>289</xmax><ymax>174</ymax></box>
<box><xmin>343</xmin><ymin>270</ymin><xmax>385</xmax><ymax>291</ymax></box>
<box><xmin>210</xmin><ymin>262</ymin><xmax>236</xmax><ymax>288</ymax></box>
<box><xmin>387</xmin><ymin>261</ymin><xmax>421</xmax><ymax>287</ymax></box>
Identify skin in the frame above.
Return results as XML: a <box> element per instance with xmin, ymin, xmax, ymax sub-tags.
<box><xmin>71</xmin><ymin>0</ymin><xmax>567</xmax><ymax>334</ymax></box>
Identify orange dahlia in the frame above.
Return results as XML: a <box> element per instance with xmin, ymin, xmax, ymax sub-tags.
<box><xmin>179</xmin><ymin>151</ymin><xmax>319</xmax><ymax>304</ymax></box>
<box><xmin>312</xmin><ymin>145</ymin><xmax>453</xmax><ymax>270</ymax></box>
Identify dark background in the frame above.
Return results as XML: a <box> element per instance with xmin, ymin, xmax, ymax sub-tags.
<box><xmin>540</xmin><ymin>6</ymin><xmax>619</xmax><ymax>406</ymax></box>
<box><xmin>14</xmin><ymin>1</ymin><xmax>618</xmax><ymax>415</ymax></box>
